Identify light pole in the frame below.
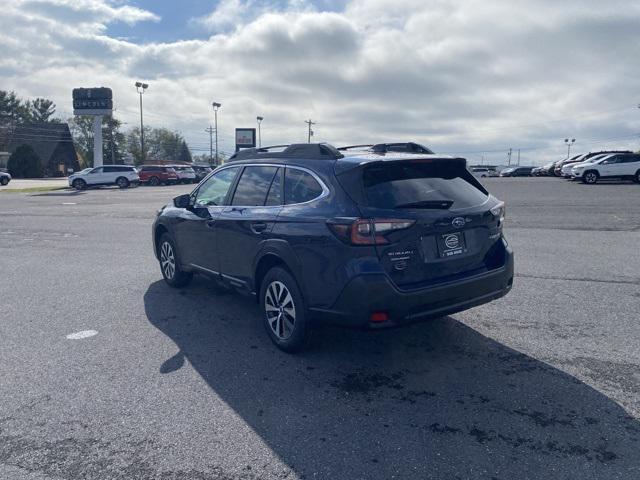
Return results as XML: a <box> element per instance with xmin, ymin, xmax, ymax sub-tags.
<box><xmin>212</xmin><ymin>102</ymin><xmax>221</xmax><ymax>165</ymax></box>
<box><xmin>135</xmin><ymin>82</ymin><xmax>148</xmax><ymax>163</ymax></box>
<box><xmin>564</xmin><ymin>138</ymin><xmax>575</xmax><ymax>158</ymax></box>
<box><xmin>256</xmin><ymin>116</ymin><xmax>263</xmax><ymax>148</ymax></box>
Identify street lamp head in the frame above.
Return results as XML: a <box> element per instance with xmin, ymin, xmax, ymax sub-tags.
<box><xmin>257</xmin><ymin>116</ymin><xmax>263</xmax><ymax>122</ymax></box>
<box><xmin>564</xmin><ymin>138</ymin><xmax>569</xmax><ymax>143</ymax></box>
<box><xmin>142</xmin><ymin>83</ymin><xmax>148</xmax><ymax>89</ymax></box>
<box><xmin>135</xmin><ymin>81</ymin><xmax>142</xmax><ymax>87</ymax></box>
<box><xmin>571</xmin><ymin>138</ymin><xmax>576</xmax><ymax>143</ymax></box>
<box><xmin>212</xmin><ymin>102</ymin><xmax>221</xmax><ymax>110</ymax></box>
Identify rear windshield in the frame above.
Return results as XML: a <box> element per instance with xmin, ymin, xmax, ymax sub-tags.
<box><xmin>362</xmin><ymin>162</ymin><xmax>488</xmax><ymax>210</ymax></box>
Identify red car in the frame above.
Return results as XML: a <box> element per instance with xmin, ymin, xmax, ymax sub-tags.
<box><xmin>138</xmin><ymin>165</ymin><xmax>179</xmax><ymax>186</ymax></box>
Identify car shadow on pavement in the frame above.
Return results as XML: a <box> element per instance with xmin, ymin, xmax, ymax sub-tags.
<box><xmin>144</xmin><ymin>277</ymin><xmax>640</xmax><ymax>479</ymax></box>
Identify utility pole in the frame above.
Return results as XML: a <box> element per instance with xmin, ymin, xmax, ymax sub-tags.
<box><xmin>507</xmin><ymin>148</ymin><xmax>512</xmax><ymax>165</ymax></box>
<box><xmin>212</xmin><ymin>102</ymin><xmax>221</xmax><ymax>165</ymax></box>
<box><xmin>205</xmin><ymin>126</ymin><xmax>215</xmax><ymax>165</ymax></box>
<box><xmin>305</xmin><ymin>119</ymin><xmax>315</xmax><ymax>143</ymax></box>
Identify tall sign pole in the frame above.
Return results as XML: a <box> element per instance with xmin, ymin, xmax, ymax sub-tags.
<box><xmin>92</xmin><ymin>116</ymin><xmax>103</xmax><ymax>167</ymax></box>
<box><xmin>73</xmin><ymin>87</ymin><xmax>113</xmax><ymax>168</ymax></box>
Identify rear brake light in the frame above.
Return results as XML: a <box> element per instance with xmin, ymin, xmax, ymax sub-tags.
<box><xmin>328</xmin><ymin>218</ymin><xmax>415</xmax><ymax>245</ymax></box>
<box><xmin>490</xmin><ymin>202</ymin><xmax>506</xmax><ymax>224</ymax></box>
<box><xmin>370</xmin><ymin>311</ymin><xmax>389</xmax><ymax>323</ymax></box>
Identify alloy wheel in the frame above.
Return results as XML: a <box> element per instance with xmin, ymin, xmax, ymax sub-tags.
<box><xmin>264</xmin><ymin>281</ymin><xmax>296</xmax><ymax>340</ymax></box>
<box><xmin>584</xmin><ymin>172</ymin><xmax>597</xmax><ymax>184</ymax></box>
<box><xmin>160</xmin><ymin>241</ymin><xmax>176</xmax><ymax>279</ymax></box>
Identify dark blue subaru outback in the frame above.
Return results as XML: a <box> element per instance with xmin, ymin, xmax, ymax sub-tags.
<box><xmin>152</xmin><ymin>143</ymin><xmax>513</xmax><ymax>352</ymax></box>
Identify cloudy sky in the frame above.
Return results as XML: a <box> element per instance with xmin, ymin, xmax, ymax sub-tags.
<box><xmin>1</xmin><ymin>0</ymin><xmax>639</xmax><ymax>164</ymax></box>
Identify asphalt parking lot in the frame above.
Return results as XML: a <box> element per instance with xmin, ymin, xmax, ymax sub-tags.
<box><xmin>1</xmin><ymin>178</ymin><xmax>639</xmax><ymax>480</ymax></box>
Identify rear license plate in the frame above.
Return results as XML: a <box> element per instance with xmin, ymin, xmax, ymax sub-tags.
<box><xmin>437</xmin><ymin>232</ymin><xmax>467</xmax><ymax>258</ymax></box>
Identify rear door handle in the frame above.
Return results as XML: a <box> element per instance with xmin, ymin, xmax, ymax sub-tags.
<box><xmin>250</xmin><ymin>222</ymin><xmax>268</xmax><ymax>234</ymax></box>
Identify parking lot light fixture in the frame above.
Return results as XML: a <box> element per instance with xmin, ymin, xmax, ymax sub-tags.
<box><xmin>135</xmin><ymin>82</ymin><xmax>149</xmax><ymax>163</ymax></box>
<box><xmin>257</xmin><ymin>116</ymin><xmax>263</xmax><ymax>148</ymax></box>
<box><xmin>564</xmin><ymin>138</ymin><xmax>576</xmax><ymax>158</ymax></box>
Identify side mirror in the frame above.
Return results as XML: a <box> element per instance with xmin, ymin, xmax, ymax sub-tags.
<box><xmin>173</xmin><ymin>194</ymin><xmax>191</xmax><ymax>209</ymax></box>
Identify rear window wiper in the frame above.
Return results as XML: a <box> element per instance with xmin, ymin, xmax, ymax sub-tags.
<box><xmin>394</xmin><ymin>200</ymin><xmax>453</xmax><ymax>209</ymax></box>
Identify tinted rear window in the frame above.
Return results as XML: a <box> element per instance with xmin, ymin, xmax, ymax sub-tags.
<box><xmin>362</xmin><ymin>163</ymin><xmax>488</xmax><ymax>210</ymax></box>
<box><xmin>284</xmin><ymin>168</ymin><xmax>324</xmax><ymax>204</ymax></box>
<box><xmin>232</xmin><ymin>166</ymin><xmax>279</xmax><ymax>206</ymax></box>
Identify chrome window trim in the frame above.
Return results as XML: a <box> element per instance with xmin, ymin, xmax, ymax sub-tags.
<box><xmin>197</xmin><ymin>162</ymin><xmax>330</xmax><ymax>208</ymax></box>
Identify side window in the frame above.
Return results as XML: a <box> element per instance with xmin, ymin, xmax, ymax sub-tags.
<box><xmin>194</xmin><ymin>167</ymin><xmax>239</xmax><ymax>206</ymax></box>
<box><xmin>232</xmin><ymin>166</ymin><xmax>279</xmax><ymax>206</ymax></box>
<box><xmin>284</xmin><ymin>168</ymin><xmax>324</xmax><ymax>205</ymax></box>
<box><xmin>265</xmin><ymin>168</ymin><xmax>283</xmax><ymax>206</ymax></box>
<box><xmin>90</xmin><ymin>167</ymin><xmax>103</xmax><ymax>174</ymax></box>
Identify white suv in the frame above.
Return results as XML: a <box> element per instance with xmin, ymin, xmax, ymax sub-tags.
<box><xmin>68</xmin><ymin>165</ymin><xmax>139</xmax><ymax>190</ymax></box>
<box><xmin>171</xmin><ymin>165</ymin><xmax>197</xmax><ymax>184</ymax></box>
<box><xmin>572</xmin><ymin>153</ymin><xmax>640</xmax><ymax>184</ymax></box>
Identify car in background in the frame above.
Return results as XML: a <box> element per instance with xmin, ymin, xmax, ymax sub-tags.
<box><xmin>531</xmin><ymin>166</ymin><xmax>544</xmax><ymax>176</ymax></box>
<box><xmin>572</xmin><ymin>153</ymin><xmax>640</xmax><ymax>184</ymax></box>
<box><xmin>553</xmin><ymin>154</ymin><xmax>584</xmax><ymax>177</ymax></box>
<box><xmin>152</xmin><ymin>142</ymin><xmax>513</xmax><ymax>352</ymax></box>
<box><xmin>500</xmin><ymin>166</ymin><xmax>533</xmax><ymax>177</ymax></box>
<box><xmin>561</xmin><ymin>154</ymin><xmax>608</xmax><ymax>178</ymax></box>
<box><xmin>68</xmin><ymin>165</ymin><xmax>139</xmax><ymax>190</ymax></box>
<box><xmin>192</xmin><ymin>165</ymin><xmax>213</xmax><ymax>182</ymax></box>
<box><xmin>470</xmin><ymin>167</ymin><xmax>495</xmax><ymax>178</ymax></box>
<box><xmin>554</xmin><ymin>151</ymin><xmax>632</xmax><ymax>177</ymax></box>
<box><xmin>171</xmin><ymin>165</ymin><xmax>197</xmax><ymax>184</ymax></box>
<box><xmin>0</xmin><ymin>171</ymin><xmax>11</xmax><ymax>186</ymax></box>
<box><xmin>139</xmin><ymin>165</ymin><xmax>179</xmax><ymax>186</ymax></box>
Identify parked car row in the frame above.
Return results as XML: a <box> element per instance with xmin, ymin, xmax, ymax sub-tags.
<box><xmin>530</xmin><ymin>150</ymin><xmax>640</xmax><ymax>184</ymax></box>
<box><xmin>68</xmin><ymin>164</ymin><xmax>214</xmax><ymax>190</ymax></box>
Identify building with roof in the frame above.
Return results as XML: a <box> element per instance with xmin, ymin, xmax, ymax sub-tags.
<box><xmin>5</xmin><ymin>123</ymin><xmax>79</xmax><ymax>176</ymax></box>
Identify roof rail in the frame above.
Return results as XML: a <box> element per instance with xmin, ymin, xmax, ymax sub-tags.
<box><xmin>228</xmin><ymin>143</ymin><xmax>344</xmax><ymax>161</ymax></box>
<box><xmin>337</xmin><ymin>144</ymin><xmax>374</xmax><ymax>151</ymax></box>
<box><xmin>372</xmin><ymin>142</ymin><xmax>434</xmax><ymax>154</ymax></box>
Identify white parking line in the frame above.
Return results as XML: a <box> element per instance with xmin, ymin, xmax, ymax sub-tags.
<box><xmin>66</xmin><ymin>330</ymin><xmax>98</xmax><ymax>340</ymax></box>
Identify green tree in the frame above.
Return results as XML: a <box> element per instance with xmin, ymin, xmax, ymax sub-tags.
<box><xmin>126</xmin><ymin>127</ymin><xmax>191</xmax><ymax>164</ymax></box>
<box><xmin>8</xmin><ymin>144</ymin><xmax>43</xmax><ymax>178</ymax></box>
<box><xmin>29</xmin><ymin>98</ymin><xmax>57</xmax><ymax>123</ymax></box>
<box><xmin>178</xmin><ymin>140</ymin><xmax>192</xmax><ymax>163</ymax></box>
<box><xmin>69</xmin><ymin>115</ymin><xmax>127</xmax><ymax>167</ymax></box>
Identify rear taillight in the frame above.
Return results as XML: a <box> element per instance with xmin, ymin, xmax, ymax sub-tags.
<box><xmin>328</xmin><ymin>218</ymin><xmax>415</xmax><ymax>245</ymax></box>
<box><xmin>490</xmin><ymin>202</ymin><xmax>506</xmax><ymax>225</ymax></box>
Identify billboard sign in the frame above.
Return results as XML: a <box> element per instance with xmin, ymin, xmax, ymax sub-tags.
<box><xmin>235</xmin><ymin>128</ymin><xmax>256</xmax><ymax>151</ymax></box>
<box><xmin>72</xmin><ymin>87</ymin><xmax>113</xmax><ymax>116</ymax></box>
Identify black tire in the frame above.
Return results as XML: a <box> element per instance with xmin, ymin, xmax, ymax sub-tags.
<box><xmin>260</xmin><ymin>267</ymin><xmax>311</xmax><ymax>353</ymax></box>
<box><xmin>634</xmin><ymin>170</ymin><xmax>640</xmax><ymax>184</ymax></box>
<box><xmin>158</xmin><ymin>233</ymin><xmax>193</xmax><ymax>287</ymax></box>
<box><xmin>149</xmin><ymin>176</ymin><xmax>160</xmax><ymax>186</ymax></box>
<box><xmin>72</xmin><ymin>179</ymin><xmax>86</xmax><ymax>190</ymax></box>
<box><xmin>0</xmin><ymin>177</ymin><xmax>8</xmax><ymax>186</ymax></box>
<box><xmin>583</xmin><ymin>171</ymin><xmax>598</xmax><ymax>184</ymax></box>
<box><xmin>116</xmin><ymin>177</ymin><xmax>130</xmax><ymax>189</ymax></box>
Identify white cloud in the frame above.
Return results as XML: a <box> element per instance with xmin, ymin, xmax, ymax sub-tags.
<box><xmin>1</xmin><ymin>0</ymin><xmax>640</xmax><ymax>163</ymax></box>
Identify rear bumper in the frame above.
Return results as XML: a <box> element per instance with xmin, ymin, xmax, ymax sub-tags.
<box><xmin>310</xmin><ymin>244</ymin><xmax>514</xmax><ymax>329</ymax></box>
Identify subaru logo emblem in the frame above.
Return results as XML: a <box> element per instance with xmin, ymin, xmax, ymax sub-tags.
<box><xmin>452</xmin><ymin>217</ymin><xmax>466</xmax><ymax>228</ymax></box>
